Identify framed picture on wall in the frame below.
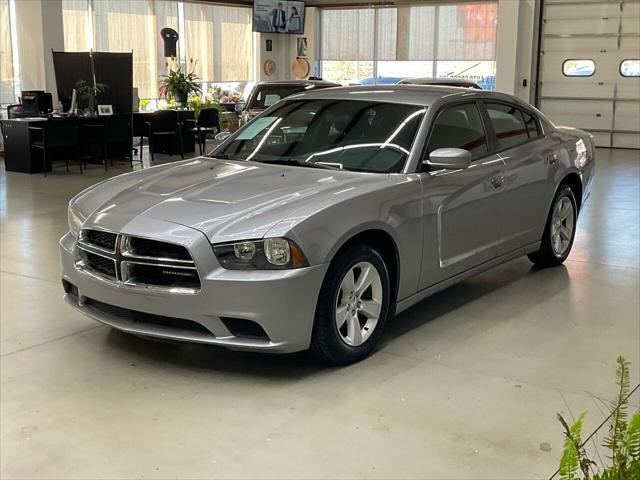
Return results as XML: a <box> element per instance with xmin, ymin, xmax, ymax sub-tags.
<box><xmin>97</xmin><ymin>105</ymin><xmax>114</xmax><ymax>116</ymax></box>
<box><xmin>297</xmin><ymin>37</ymin><xmax>308</xmax><ymax>57</ymax></box>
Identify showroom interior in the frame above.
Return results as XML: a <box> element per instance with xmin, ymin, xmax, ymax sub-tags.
<box><xmin>0</xmin><ymin>0</ymin><xmax>639</xmax><ymax>477</ymax></box>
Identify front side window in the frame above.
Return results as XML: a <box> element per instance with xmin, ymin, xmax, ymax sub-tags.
<box><xmin>620</xmin><ymin>59</ymin><xmax>640</xmax><ymax>77</ymax></box>
<box><xmin>562</xmin><ymin>59</ymin><xmax>596</xmax><ymax>77</ymax></box>
<box><xmin>485</xmin><ymin>103</ymin><xmax>530</xmax><ymax>150</ymax></box>
<box><xmin>426</xmin><ymin>103</ymin><xmax>488</xmax><ymax>160</ymax></box>
<box><xmin>216</xmin><ymin>99</ymin><xmax>426</xmax><ymax>173</ymax></box>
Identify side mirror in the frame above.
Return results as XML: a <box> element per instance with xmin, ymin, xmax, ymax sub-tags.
<box><xmin>214</xmin><ymin>131</ymin><xmax>232</xmax><ymax>143</ymax></box>
<box><xmin>426</xmin><ymin>148</ymin><xmax>472</xmax><ymax>170</ymax></box>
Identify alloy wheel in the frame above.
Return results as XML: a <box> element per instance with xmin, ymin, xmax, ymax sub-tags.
<box><xmin>551</xmin><ymin>196</ymin><xmax>575</xmax><ymax>256</ymax></box>
<box><xmin>335</xmin><ymin>261</ymin><xmax>383</xmax><ymax>347</ymax></box>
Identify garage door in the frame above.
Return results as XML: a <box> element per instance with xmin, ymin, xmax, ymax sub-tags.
<box><xmin>537</xmin><ymin>0</ymin><xmax>640</xmax><ymax>148</ymax></box>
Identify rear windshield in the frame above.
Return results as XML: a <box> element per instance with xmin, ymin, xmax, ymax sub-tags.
<box><xmin>248</xmin><ymin>85</ymin><xmax>309</xmax><ymax>110</ymax></box>
<box><xmin>216</xmin><ymin>99</ymin><xmax>426</xmax><ymax>173</ymax></box>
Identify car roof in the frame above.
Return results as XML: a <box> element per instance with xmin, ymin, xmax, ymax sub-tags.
<box><xmin>285</xmin><ymin>84</ymin><xmax>525</xmax><ymax>107</ymax></box>
<box><xmin>255</xmin><ymin>80</ymin><xmax>342</xmax><ymax>87</ymax></box>
<box><xmin>398</xmin><ymin>77</ymin><xmax>482</xmax><ymax>88</ymax></box>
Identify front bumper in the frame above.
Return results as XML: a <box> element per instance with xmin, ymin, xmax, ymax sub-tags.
<box><xmin>59</xmin><ymin>220</ymin><xmax>328</xmax><ymax>353</ymax></box>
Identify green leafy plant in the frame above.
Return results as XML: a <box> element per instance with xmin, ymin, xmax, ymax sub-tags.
<box><xmin>557</xmin><ymin>356</ymin><xmax>640</xmax><ymax>480</ymax></box>
<box><xmin>187</xmin><ymin>95</ymin><xmax>224</xmax><ymax>120</ymax></box>
<box><xmin>159</xmin><ymin>58</ymin><xmax>201</xmax><ymax>104</ymax></box>
<box><xmin>74</xmin><ymin>79</ymin><xmax>107</xmax><ymax>115</ymax></box>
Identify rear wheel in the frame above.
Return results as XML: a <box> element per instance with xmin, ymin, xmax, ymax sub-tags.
<box><xmin>310</xmin><ymin>245</ymin><xmax>391</xmax><ymax>364</ymax></box>
<box><xmin>528</xmin><ymin>185</ymin><xmax>577</xmax><ymax>267</ymax></box>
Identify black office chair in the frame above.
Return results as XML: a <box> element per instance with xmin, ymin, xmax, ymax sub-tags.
<box><xmin>132</xmin><ymin>112</ymin><xmax>148</xmax><ymax>163</ymax></box>
<box><xmin>105</xmin><ymin>114</ymin><xmax>135</xmax><ymax>168</ymax></box>
<box><xmin>7</xmin><ymin>104</ymin><xmax>23</xmax><ymax>119</ymax></box>
<box><xmin>183</xmin><ymin>108</ymin><xmax>221</xmax><ymax>155</ymax></box>
<box><xmin>29</xmin><ymin>118</ymin><xmax>82</xmax><ymax>177</ymax></box>
<box><xmin>147</xmin><ymin>110</ymin><xmax>183</xmax><ymax>162</ymax></box>
<box><xmin>81</xmin><ymin>119</ymin><xmax>109</xmax><ymax>171</ymax></box>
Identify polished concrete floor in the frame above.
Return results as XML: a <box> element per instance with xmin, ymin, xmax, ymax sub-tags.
<box><xmin>1</xmin><ymin>148</ymin><xmax>638</xmax><ymax>478</ymax></box>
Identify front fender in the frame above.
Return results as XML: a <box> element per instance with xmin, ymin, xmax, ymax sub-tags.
<box><xmin>267</xmin><ymin>175</ymin><xmax>424</xmax><ymax>302</ymax></box>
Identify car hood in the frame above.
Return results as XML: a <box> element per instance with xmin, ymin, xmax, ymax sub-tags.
<box><xmin>75</xmin><ymin>157</ymin><xmax>389</xmax><ymax>244</ymax></box>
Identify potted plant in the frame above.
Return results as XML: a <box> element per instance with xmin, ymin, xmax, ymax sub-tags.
<box><xmin>159</xmin><ymin>58</ymin><xmax>202</xmax><ymax>106</ymax></box>
<box><xmin>75</xmin><ymin>79</ymin><xmax>107</xmax><ymax>116</ymax></box>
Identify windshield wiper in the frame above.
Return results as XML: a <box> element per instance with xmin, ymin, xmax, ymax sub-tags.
<box><xmin>253</xmin><ymin>158</ymin><xmax>342</xmax><ymax>170</ymax></box>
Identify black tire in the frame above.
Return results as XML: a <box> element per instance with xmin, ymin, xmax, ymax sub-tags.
<box><xmin>309</xmin><ymin>244</ymin><xmax>392</xmax><ymax>365</ymax></box>
<box><xmin>528</xmin><ymin>185</ymin><xmax>577</xmax><ymax>268</ymax></box>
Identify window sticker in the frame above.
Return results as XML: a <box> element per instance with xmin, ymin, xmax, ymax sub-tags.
<box><xmin>236</xmin><ymin>117</ymin><xmax>278</xmax><ymax>140</ymax></box>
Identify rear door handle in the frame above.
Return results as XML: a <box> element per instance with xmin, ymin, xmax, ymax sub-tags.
<box><xmin>546</xmin><ymin>152</ymin><xmax>558</xmax><ymax>165</ymax></box>
<box><xmin>490</xmin><ymin>175</ymin><xmax>505</xmax><ymax>189</ymax></box>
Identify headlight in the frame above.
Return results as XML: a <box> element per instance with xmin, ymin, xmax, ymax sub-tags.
<box><xmin>67</xmin><ymin>205</ymin><xmax>84</xmax><ymax>236</ymax></box>
<box><xmin>575</xmin><ymin>139</ymin><xmax>588</xmax><ymax>168</ymax></box>
<box><xmin>213</xmin><ymin>238</ymin><xmax>309</xmax><ymax>270</ymax></box>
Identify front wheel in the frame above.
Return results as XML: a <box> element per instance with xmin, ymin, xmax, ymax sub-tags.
<box><xmin>528</xmin><ymin>185</ymin><xmax>577</xmax><ymax>267</ymax></box>
<box><xmin>310</xmin><ymin>245</ymin><xmax>391</xmax><ymax>365</ymax></box>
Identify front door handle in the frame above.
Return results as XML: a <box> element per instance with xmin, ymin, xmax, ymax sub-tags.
<box><xmin>490</xmin><ymin>175</ymin><xmax>505</xmax><ymax>189</ymax></box>
<box><xmin>546</xmin><ymin>152</ymin><xmax>558</xmax><ymax>165</ymax></box>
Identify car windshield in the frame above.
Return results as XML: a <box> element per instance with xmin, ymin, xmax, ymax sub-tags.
<box><xmin>215</xmin><ymin>99</ymin><xmax>426</xmax><ymax>173</ymax></box>
<box><xmin>248</xmin><ymin>85</ymin><xmax>310</xmax><ymax>110</ymax></box>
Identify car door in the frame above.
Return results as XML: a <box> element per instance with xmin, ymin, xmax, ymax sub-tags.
<box><xmin>418</xmin><ymin>101</ymin><xmax>507</xmax><ymax>290</ymax></box>
<box><xmin>481</xmin><ymin>102</ymin><xmax>560</xmax><ymax>255</ymax></box>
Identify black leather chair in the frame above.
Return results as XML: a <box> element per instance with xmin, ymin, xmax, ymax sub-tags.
<box><xmin>105</xmin><ymin>114</ymin><xmax>135</xmax><ymax>167</ymax></box>
<box><xmin>184</xmin><ymin>108</ymin><xmax>221</xmax><ymax>155</ymax></box>
<box><xmin>29</xmin><ymin>118</ymin><xmax>82</xmax><ymax>177</ymax></box>
<box><xmin>81</xmin><ymin>119</ymin><xmax>109</xmax><ymax>171</ymax></box>
<box><xmin>147</xmin><ymin>110</ymin><xmax>183</xmax><ymax>162</ymax></box>
<box><xmin>132</xmin><ymin>112</ymin><xmax>148</xmax><ymax>162</ymax></box>
<box><xmin>7</xmin><ymin>104</ymin><xmax>23</xmax><ymax>119</ymax></box>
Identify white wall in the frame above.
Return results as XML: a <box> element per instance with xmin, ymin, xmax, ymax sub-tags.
<box><xmin>254</xmin><ymin>6</ymin><xmax>318</xmax><ymax>82</ymax></box>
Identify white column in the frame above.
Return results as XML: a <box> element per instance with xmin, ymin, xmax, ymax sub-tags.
<box><xmin>496</xmin><ymin>0</ymin><xmax>538</xmax><ymax>101</ymax></box>
<box><xmin>13</xmin><ymin>0</ymin><xmax>64</xmax><ymax>104</ymax></box>
<box><xmin>495</xmin><ymin>0</ymin><xmax>520</xmax><ymax>95</ymax></box>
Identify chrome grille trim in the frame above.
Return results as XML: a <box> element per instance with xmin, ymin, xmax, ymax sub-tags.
<box><xmin>79</xmin><ymin>229</ymin><xmax>118</xmax><ymax>254</ymax></box>
<box><xmin>75</xmin><ymin>229</ymin><xmax>201</xmax><ymax>294</ymax></box>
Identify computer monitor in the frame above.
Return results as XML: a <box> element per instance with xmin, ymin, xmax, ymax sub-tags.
<box><xmin>20</xmin><ymin>90</ymin><xmax>53</xmax><ymax>115</ymax></box>
<box><xmin>69</xmin><ymin>89</ymin><xmax>77</xmax><ymax>115</ymax></box>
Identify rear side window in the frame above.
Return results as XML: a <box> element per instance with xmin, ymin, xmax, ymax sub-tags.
<box><xmin>485</xmin><ymin>103</ymin><xmax>530</xmax><ymax>150</ymax></box>
<box><xmin>426</xmin><ymin>103</ymin><xmax>488</xmax><ymax>160</ymax></box>
<box><xmin>521</xmin><ymin>110</ymin><xmax>541</xmax><ymax>138</ymax></box>
<box><xmin>562</xmin><ymin>59</ymin><xmax>596</xmax><ymax>77</ymax></box>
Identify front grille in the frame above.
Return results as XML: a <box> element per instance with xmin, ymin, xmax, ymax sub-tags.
<box><xmin>85</xmin><ymin>298</ymin><xmax>213</xmax><ymax>336</ymax></box>
<box><xmin>125</xmin><ymin>263</ymin><xmax>200</xmax><ymax>290</ymax></box>
<box><xmin>82</xmin><ymin>230</ymin><xmax>117</xmax><ymax>251</ymax></box>
<box><xmin>84</xmin><ymin>251</ymin><xmax>116</xmax><ymax>279</ymax></box>
<box><xmin>76</xmin><ymin>231</ymin><xmax>201</xmax><ymax>292</ymax></box>
<box><xmin>125</xmin><ymin>237</ymin><xmax>191</xmax><ymax>261</ymax></box>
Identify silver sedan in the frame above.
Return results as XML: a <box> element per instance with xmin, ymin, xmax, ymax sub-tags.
<box><xmin>60</xmin><ymin>86</ymin><xmax>595</xmax><ymax>364</ymax></box>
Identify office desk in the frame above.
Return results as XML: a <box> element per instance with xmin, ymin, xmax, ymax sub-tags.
<box><xmin>0</xmin><ymin>118</ymin><xmax>48</xmax><ymax>173</ymax></box>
